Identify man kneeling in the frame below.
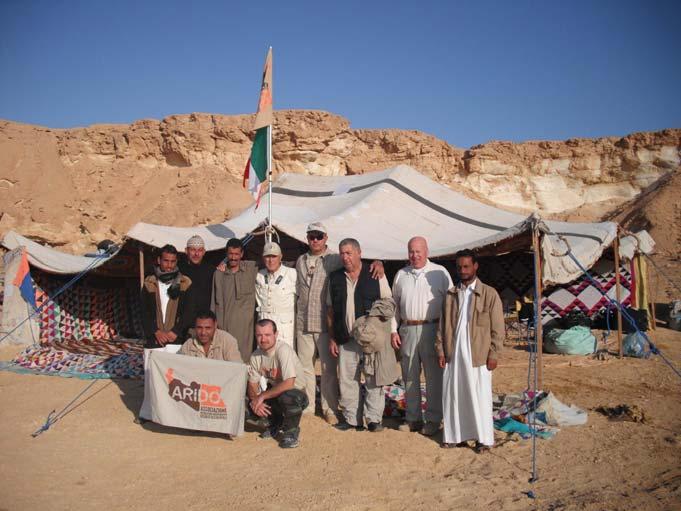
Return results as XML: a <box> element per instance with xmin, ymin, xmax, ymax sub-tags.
<box><xmin>178</xmin><ymin>311</ymin><xmax>242</xmax><ymax>362</ymax></box>
<box><xmin>247</xmin><ymin>319</ymin><xmax>309</xmax><ymax>449</ymax></box>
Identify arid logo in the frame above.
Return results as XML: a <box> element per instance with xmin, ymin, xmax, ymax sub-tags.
<box><xmin>165</xmin><ymin>368</ymin><xmax>227</xmax><ymax>420</ymax></box>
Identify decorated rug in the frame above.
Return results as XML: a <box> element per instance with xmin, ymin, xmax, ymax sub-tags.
<box><xmin>541</xmin><ymin>258</ymin><xmax>632</xmax><ymax>325</ymax></box>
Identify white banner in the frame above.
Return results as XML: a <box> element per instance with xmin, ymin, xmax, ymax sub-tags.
<box><xmin>139</xmin><ymin>348</ymin><xmax>248</xmax><ymax>436</ymax></box>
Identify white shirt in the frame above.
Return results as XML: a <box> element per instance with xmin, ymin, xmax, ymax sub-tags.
<box><xmin>455</xmin><ymin>278</ymin><xmax>478</xmax><ymax>337</ymax></box>
<box><xmin>158</xmin><ymin>280</ymin><xmax>171</xmax><ymax>322</ymax></box>
<box><xmin>255</xmin><ymin>264</ymin><xmax>297</xmax><ymax>316</ymax></box>
<box><xmin>392</xmin><ymin>260</ymin><xmax>453</xmax><ymax>332</ymax></box>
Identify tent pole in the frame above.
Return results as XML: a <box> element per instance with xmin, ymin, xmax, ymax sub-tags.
<box><xmin>138</xmin><ymin>247</ymin><xmax>145</xmax><ymax>290</ymax></box>
<box><xmin>531</xmin><ymin>228</ymin><xmax>544</xmax><ymax>389</ymax></box>
<box><xmin>647</xmin><ymin>256</ymin><xmax>657</xmax><ymax>331</ymax></box>
<box><xmin>614</xmin><ymin>234</ymin><xmax>623</xmax><ymax>358</ymax></box>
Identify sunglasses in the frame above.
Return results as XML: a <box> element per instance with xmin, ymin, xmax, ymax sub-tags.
<box><xmin>307</xmin><ymin>232</ymin><xmax>325</xmax><ymax>241</ymax></box>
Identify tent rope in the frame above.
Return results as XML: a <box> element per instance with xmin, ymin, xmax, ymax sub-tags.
<box><xmin>32</xmin><ymin>380</ymin><xmax>99</xmax><ymax>437</ymax></box>
<box><xmin>550</xmin><ymin>232</ymin><xmax>681</xmax><ymax>380</ymax></box>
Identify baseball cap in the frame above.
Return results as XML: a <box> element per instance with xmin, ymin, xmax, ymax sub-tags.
<box><xmin>263</xmin><ymin>242</ymin><xmax>282</xmax><ymax>257</ymax></box>
<box><xmin>306</xmin><ymin>222</ymin><xmax>327</xmax><ymax>234</ymax></box>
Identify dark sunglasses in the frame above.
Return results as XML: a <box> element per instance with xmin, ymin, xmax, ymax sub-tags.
<box><xmin>307</xmin><ymin>232</ymin><xmax>325</xmax><ymax>241</ymax></box>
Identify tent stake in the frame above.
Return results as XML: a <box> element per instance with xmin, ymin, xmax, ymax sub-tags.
<box><xmin>531</xmin><ymin>228</ymin><xmax>543</xmax><ymax>389</ymax></box>
<box><xmin>613</xmin><ymin>235</ymin><xmax>623</xmax><ymax>358</ymax></box>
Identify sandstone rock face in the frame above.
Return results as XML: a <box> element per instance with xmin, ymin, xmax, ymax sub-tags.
<box><xmin>0</xmin><ymin>110</ymin><xmax>678</xmax><ymax>253</ymax></box>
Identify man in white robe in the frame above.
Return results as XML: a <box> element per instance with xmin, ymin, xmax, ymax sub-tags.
<box><xmin>436</xmin><ymin>249</ymin><xmax>505</xmax><ymax>452</ymax></box>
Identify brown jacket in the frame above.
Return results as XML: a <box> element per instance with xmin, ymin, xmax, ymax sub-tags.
<box><xmin>435</xmin><ymin>279</ymin><xmax>504</xmax><ymax>367</ymax></box>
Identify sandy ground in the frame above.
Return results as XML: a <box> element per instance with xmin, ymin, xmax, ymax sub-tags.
<box><xmin>0</xmin><ymin>327</ymin><xmax>680</xmax><ymax>511</ymax></box>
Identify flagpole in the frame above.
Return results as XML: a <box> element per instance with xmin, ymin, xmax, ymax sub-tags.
<box><xmin>267</xmin><ymin>122</ymin><xmax>273</xmax><ymax>244</ymax></box>
<box><xmin>266</xmin><ymin>45</ymin><xmax>273</xmax><ymax>245</ymax></box>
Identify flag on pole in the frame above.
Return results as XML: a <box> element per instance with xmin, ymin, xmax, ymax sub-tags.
<box><xmin>243</xmin><ymin>48</ymin><xmax>273</xmax><ymax>206</ymax></box>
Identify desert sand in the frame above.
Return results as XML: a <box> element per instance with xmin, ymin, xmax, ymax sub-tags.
<box><xmin>0</xmin><ymin>113</ymin><xmax>679</xmax><ymax>510</ymax></box>
<box><xmin>0</xmin><ymin>327</ymin><xmax>680</xmax><ymax>511</ymax></box>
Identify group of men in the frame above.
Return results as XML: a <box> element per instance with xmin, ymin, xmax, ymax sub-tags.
<box><xmin>141</xmin><ymin>224</ymin><xmax>505</xmax><ymax>451</ymax></box>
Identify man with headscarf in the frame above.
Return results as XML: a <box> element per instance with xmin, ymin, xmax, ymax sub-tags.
<box><xmin>141</xmin><ymin>244</ymin><xmax>195</xmax><ymax>348</ymax></box>
<box><xmin>178</xmin><ymin>235</ymin><xmax>215</xmax><ymax>316</ymax></box>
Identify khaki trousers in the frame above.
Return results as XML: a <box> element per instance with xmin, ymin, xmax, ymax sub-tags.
<box><xmin>296</xmin><ymin>324</ymin><xmax>339</xmax><ymax>416</ymax></box>
<box><xmin>398</xmin><ymin>322</ymin><xmax>443</xmax><ymax>423</ymax></box>
<box><xmin>338</xmin><ymin>339</ymin><xmax>384</xmax><ymax>426</ymax></box>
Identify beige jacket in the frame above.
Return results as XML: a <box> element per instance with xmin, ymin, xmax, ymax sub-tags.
<box><xmin>352</xmin><ymin>298</ymin><xmax>399</xmax><ymax>386</ymax></box>
<box><xmin>435</xmin><ymin>279</ymin><xmax>504</xmax><ymax>367</ymax></box>
<box><xmin>178</xmin><ymin>329</ymin><xmax>242</xmax><ymax>362</ymax></box>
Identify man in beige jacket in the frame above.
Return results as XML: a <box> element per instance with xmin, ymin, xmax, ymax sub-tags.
<box><xmin>436</xmin><ymin>249</ymin><xmax>504</xmax><ymax>452</ymax></box>
<box><xmin>178</xmin><ymin>311</ymin><xmax>242</xmax><ymax>362</ymax></box>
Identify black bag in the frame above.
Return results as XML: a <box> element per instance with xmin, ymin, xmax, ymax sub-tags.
<box><xmin>561</xmin><ymin>310</ymin><xmax>592</xmax><ymax>329</ymax></box>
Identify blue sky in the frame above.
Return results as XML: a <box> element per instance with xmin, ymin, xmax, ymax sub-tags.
<box><xmin>1</xmin><ymin>0</ymin><xmax>679</xmax><ymax>148</ymax></box>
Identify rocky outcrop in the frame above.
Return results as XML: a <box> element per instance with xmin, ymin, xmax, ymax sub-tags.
<box><xmin>0</xmin><ymin>110</ymin><xmax>678</xmax><ymax>252</ymax></box>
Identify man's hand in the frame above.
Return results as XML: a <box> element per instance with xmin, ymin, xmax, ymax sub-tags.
<box><xmin>154</xmin><ymin>330</ymin><xmax>168</xmax><ymax>346</ymax></box>
<box><xmin>216</xmin><ymin>261</ymin><xmax>226</xmax><ymax>272</ymax></box>
<box><xmin>486</xmin><ymin>357</ymin><xmax>498</xmax><ymax>371</ymax></box>
<box><xmin>391</xmin><ymin>332</ymin><xmax>401</xmax><ymax>350</ymax></box>
<box><xmin>438</xmin><ymin>354</ymin><xmax>446</xmax><ymax>369</ymax></box>
<box><xmin>369</xmin><ymin>260</ymin><xmax>385</xmax><ymax>279</ymax></box>
<box><xmin>329</xmin><ymin>339</ymin><xmax>339</xmax><ymax>358</ymax></box>
<box><xmin>250</xmin><ymin>395</ymin><xmax>271</xmax><ymax>417</ymax></box>
<box><xmin>165</xmin><ymin>331</ymin><xmax>177</xmax><ymax>343</ymax></box>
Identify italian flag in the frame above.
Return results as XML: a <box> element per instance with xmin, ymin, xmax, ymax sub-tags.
<box><xmin>243</xmin><ymin>126</ymin><xmax>269</xmax><ymax>206</ymax></box>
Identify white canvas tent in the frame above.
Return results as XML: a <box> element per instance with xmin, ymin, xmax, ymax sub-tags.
<box><xmin>127</xmin><ymin>165</ymin><xmax>617</xmax><ymax>286</ymax></box>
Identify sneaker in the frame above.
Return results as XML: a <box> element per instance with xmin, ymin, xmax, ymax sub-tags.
<box><xmin>398</xmin><ymin>421</ymin><xmax>424</xmax><ymax>433</ymax></box>
<box><xmin>335</xmin><ymin>421</ymin><xmax>362</xmax><ymax>432</ymax></box>
<box><xmin>280</xmin><ymin>431</ymin><xmax>300</xmax><ymax>449</ymax></box>
<box><xmin>259</xmin><ymin>422</ymin><xmax>281</xmax><ymax>439</ymax></box>
<box><xmin>421</xmin><ymin>421</ymin><xmax>441</xmax><ymax>437</ymax></box>
<box><xmin>367</xmin><ymin>422</ymin><xmax>384</xmax><ymax>433</ymax></box>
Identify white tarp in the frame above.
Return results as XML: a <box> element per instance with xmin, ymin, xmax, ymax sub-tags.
<box><xmin>1</xmin><ymin>231</ymin><xmax>117</xmax><ymax>274</ymax></box>
<box><xmin>127</xmin><ymin>165</ymin><xmax>618</xmax><ymax>285</ymax></box>
<box><xmin>139</xmin><ymin>349</ymin><xmax>247</xmax><ymax>436</ymax></box>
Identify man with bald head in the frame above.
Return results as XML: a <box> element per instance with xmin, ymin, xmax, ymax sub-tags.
<box><xmin>391</xmin><ymin>236</ymin><xmax>453</xmax><ymax>436</ymax></box>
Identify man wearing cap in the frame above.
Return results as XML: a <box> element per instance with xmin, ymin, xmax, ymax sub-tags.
<box><xmin>212</xmin><ymin>238</ymin><xmax>258</xmax><ymax>363</ymax></box>
<box><xmin>295</xmin><ymin>222</ymin><xmax>384</xmax><ymax>423</ymax></box>
<box><xmin>391</xmin><ymin>236</ymin><xmax>453</xmax><ymax>436</ymax></box>
<box><xmin>179</xmin><ymin>235</ymin><xmax>215</xmax><ymax>316</ymax></box>
<box><xmin>255</xmin><ymin>241</ymin><xmax>297</xmax><ymax>349</ymax></box>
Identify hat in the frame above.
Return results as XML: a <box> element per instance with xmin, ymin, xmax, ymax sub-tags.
<box><xmin>306</xmin><ymin>222</ymin><xmax>327</xmax><ymax>234</ymax></box>
<box><xmin>262</xmin><ymin>242</ymin><xmax>282</xmax><ymax>257</ymax></box>
<box><xmin>186</xmin><ymin>235</ymin><xmax>205</xmax><ymax>248</ymax></box>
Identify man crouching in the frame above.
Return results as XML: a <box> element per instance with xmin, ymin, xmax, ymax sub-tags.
<box><xmin>178</xmin><ymin>310</ymin><xmax>242</xmax><ymax>362</ymax></box>
<box><xmin>247</xmin><ymin>319</ymin><xmax>309</xmax><ymax>449</ymax></box>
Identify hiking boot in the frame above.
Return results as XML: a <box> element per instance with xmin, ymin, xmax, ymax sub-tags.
<box><xmin>398</xmin><ymin>421</ymin><xmax>424</xmax><ymax>433</ymax></box>
<box><xmin>280</xmin><ymin>430</ymin><xmax>300</xmax><ymax>449</ymax></box>
<box><xmin>367</xmin><ymin>422</ymin><xmax>384</xmax><ymax>433</ymax></box>
<box><xmin>421</xmin><ymin>421</ymin><xmax>441</xmax><ymax>437</ymax></box>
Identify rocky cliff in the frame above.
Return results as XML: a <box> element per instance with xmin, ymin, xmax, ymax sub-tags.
<box><xmin>0</xmin><ymin>110</ymin><xmax>678</xmax><ymax>252</ymax></box>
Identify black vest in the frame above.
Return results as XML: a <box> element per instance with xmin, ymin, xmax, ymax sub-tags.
<box><xmin>328</xmin><ymin>262</ymin><xmax>380</xmax><ymax>345</ymax></box>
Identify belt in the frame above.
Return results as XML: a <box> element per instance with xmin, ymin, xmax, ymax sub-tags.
<box><xmin>402</xmin><ymin>318</ymin><xmax>439</xmax><ymax>326</ymax></box>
